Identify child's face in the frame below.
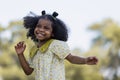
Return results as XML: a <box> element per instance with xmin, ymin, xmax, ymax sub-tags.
<box><xmin>34</xmin><ymin>18</ymin><xmax>53</xmax><ymax>41</ymax></box>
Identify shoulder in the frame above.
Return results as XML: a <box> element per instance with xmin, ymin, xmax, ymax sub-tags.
<box><xmin>49</xmin><ymin>39</ymin><xmax>69</xmax><ymax>49</ymax></box>
<box><xmin>30</xmin><ymin>45</ymin><xmax>37</xmax><ymax>51</ymax></box>
<box><xmin>50</xmin><ymin>39</ymin><xmax>70</xmax><ymax>59</ymax></box>
<box><xmin>51</xmin><ymin>39</ymin><xmax>68</xmax><ymax>46</ymax></box>
<box><xmin>52</xmin><ymin>39</ymin><xmax>67</xmax><ymax>44</ymax></box>
<box><xmin>29</xmin><ymin>45</ymin><xmax>38</xmax><ymax>58</ymax></box>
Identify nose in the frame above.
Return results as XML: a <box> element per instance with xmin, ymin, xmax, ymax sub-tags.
<box><xmin>39</xmin><ymin>27</ymin><xmax>44</xmax><ymax>31</ymax></box>
<box><xmin>37</xmin><ymin>27</ymin><xmax>44</xmax><ymax>32</ymax></box>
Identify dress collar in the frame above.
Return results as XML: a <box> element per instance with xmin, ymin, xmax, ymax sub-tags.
<box><xmin>30</xmin><ymin>39</ymin><xmax>54</xmax><ymax>58</ymax></box>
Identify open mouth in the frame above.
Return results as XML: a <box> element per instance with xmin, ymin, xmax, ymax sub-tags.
<box><xmin>36</xmin><ymin>32</ymin><xmax>45</xmax><ymax>38</ymax></box>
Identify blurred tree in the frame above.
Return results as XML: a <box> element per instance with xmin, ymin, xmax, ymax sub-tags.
<box><xmin>65</xmin><ymin>48</ymin><xmax>103</xmax><ymax>80</ymax></box>
<box><xmin>0</xmin><ymin>21</ymin><xmax>34</xmax><ymax>80</ymax></box>
<box><xmin>89</xmin><ymin>19</ymin><xmax>120</xmax><ymax>80</ymax></box>
<box><xmin>0</xmin><ymin>25</ymin><xmax>5</xmax><ymax>54</ymax></box>
<box><xmin>1</xmin><ymin>18</ymin><xmax>120</xmax><ymax>80</ymax></box>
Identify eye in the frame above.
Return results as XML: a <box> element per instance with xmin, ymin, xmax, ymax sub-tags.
<box><xmin>44</xmin><ymin>26</ymin><xmax>50</xmax><ymax>30</ymax></box>
<box><xmin>36</xmin><ymin>25</ymin><xmax>41</xmax><ymax>28</ymax></box>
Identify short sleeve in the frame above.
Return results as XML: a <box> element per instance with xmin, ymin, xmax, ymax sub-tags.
<box><xmin>28</xmin><ymin>57</ymin><xmax>34</xmax><ymax>68</ymax></box>
<box><xmin>51</xmin><ymin>40</ymin><xmax>70</xmax><ymax>59</ymax></box>
<box><xmin>28</xmin><ymin>47</ymin><xmax>35</xmax><ymax>68</ymax></box>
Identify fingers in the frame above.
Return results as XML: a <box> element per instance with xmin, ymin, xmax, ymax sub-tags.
<box><xmin>15</xmin><ymin>41</ymin><xmax>25</xmax><ymax>48</ymax></box>
<box><xmin>92</xmin><ymin>57</ymin><xmax>98</xmax><ymax>63</ymax></box>
<box><xmin>89</xmin><ymin>57</ymin><xmax>98</xmax><ymax>61</ymax></box>
<box><xmin>87</xmin><ymin>56</ymin><xmax>98</xmax><ymax>65</ymax></box>
<box><xmin>17</xmin><ymin>41</ymin><xmax>24</xmax><ymax>46</ymax></box>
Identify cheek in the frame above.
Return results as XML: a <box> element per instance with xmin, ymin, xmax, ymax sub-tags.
<box><xmin>34</xmin><ymin>27</ymin><xmax>39</xmax><ymax>32</ymax></box>
<box><xmin>46</xmin><ymin>30</ymin><xmax>53</xmax><ymax>36</ymax></box>
<box><xmin>48</xmin><ymin>31</ymin><xmax>53</xmax><ymax>36</ymax></box>
<box><xmin>34</xmin><ymin>28</ymin><xmax>39</xmax><ymax>36</ymax></box>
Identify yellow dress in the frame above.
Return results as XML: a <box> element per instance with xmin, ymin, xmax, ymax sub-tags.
<box><xmin>28</xmin><ymin>39</ymin><xmax>70</xmax><ymax>80</ymax></box>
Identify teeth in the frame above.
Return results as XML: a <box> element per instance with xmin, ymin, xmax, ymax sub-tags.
<box><xmin>37</xmin><ymin>33</ymin><xmax>44</xmax><ymax>37</ymax></box>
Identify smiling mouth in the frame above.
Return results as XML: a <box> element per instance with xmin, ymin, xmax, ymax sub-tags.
<box><xmin>36</xmin><ymin>33</ymin><xmax>44</xmax><ymax>37</ymax></box>
<box><xmin>36</xmin><ymin>33</ymin><xmax>45</xmax><ymax>38</ymax></box>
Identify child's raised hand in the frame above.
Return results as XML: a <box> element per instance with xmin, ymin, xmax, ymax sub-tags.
<box><xmin>85</xmin><ymin>56</ymin><xmax>98</xmax><ymax>65</ymax></box>
<box><xmin>15</xmin><ymin>41</ymin><xmax>26</xmax><ymax>55</ymax></box>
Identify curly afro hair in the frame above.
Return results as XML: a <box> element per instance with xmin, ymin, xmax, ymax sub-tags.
<box><xmin>23</xmin><ymin>11</ymin><xmax>69</xmax><ymax>42</ymax></box>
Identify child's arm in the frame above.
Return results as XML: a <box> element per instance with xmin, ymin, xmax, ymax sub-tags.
<box><xmin>15</xmin><ymin>41</ymin><xmax>34</xmax><ymax>75</ymax></box>
<box><xmin>65</xmin><ymin>54</ymin><xmax>98</xmax><ymax>65</ymax></box>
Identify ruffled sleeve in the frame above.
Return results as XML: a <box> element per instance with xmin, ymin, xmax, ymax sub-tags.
<box><xmin>28</xmin><ymin>46</ymin><xmax>38</xmax><ymax>68</ymax></box>
<box><xmin>51</xmin><ymin>40</ymin><xmax>70</xmax><ymax>59</ymax></box>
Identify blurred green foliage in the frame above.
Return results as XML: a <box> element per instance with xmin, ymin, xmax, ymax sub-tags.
<box><xmin>0</xmin><ymin>18</ymin><xmax>120</xmax><ymax>80</ymax></box>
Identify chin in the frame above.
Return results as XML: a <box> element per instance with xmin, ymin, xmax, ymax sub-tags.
<box><xmin>38</xmin><ymin>38</ymin><xmax>46</xmax><ymax>41</ymax></box>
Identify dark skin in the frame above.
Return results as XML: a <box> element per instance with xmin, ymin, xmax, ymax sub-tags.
<box><xmin>15</xmin><ymin>41</ymin><xmax>33</xmax><ymax>75</ymax></box>
<box><xmin>15</xmin><ymin>19</ymin><xmax>98</xmax><ymax>75</ymax></box>
<box><xmin>15</xmin><ymin>41</ymin><xmax>98</xmax><ymax>75</ymax></box>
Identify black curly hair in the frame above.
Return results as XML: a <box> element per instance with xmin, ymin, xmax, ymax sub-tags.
<box><xmin>23</xmin><ymin>10</ymin><xmax>69</xmax><ymax>42</ymax></box>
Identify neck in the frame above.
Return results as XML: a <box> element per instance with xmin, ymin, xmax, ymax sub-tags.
<box><xmin>37</xmin><ymin>39</ymin><xmax>51</xmax><ymax>48</ymax></box>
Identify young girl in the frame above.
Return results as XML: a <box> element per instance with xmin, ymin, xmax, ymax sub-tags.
<box><xmin>15</xmin><ymin>10</ymin><xmax>98</xmax><ymax>80</ymax></box>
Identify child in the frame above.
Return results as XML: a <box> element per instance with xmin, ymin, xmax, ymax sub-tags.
<box><xmin>15</xmin><ymin>10</ymin><xmax>98</xmax><ymax>80</ymax></box>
